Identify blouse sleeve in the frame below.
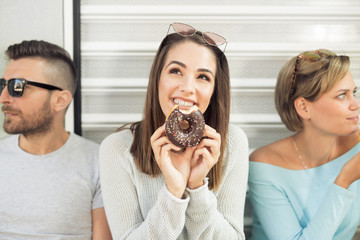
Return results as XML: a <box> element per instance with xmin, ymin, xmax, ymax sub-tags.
<box><xmin>249</xmin><ymin>177</ymin><xmax>356</xmax><ymax>240</ymax></box>
<box><xmin>184</xmin><ymin>125</ymin><xmax>249</xmax><ymax>239</ymax></box>
<box><xmin>99</xmin><ymin>131</ymin><xmax>189</xmax><ymax>239</ymax></box>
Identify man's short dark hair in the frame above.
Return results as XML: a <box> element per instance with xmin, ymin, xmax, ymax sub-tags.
<box><xmin>5</xmin><ymin>40</ymin><xmax>78</xmax><ymax>95</ymax></box>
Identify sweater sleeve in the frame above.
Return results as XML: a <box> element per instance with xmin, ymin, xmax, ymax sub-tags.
<box><xmin>99</xmin><ymin>131</ymin><xmax>189</xmax><ymax>239</ymax></box>
<box><xmin>184</xmin><ymin>125</ymin><xmax>249</xmax><ymax>239</ymax></box>
<box><xmin>249</xmin><ymin>178</ymin><xmax>356</xmax><ymax>240</ymax></box>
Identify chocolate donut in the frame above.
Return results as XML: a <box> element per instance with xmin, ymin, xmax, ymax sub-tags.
<box><xmin>165</xmin><ymin>105</ymin><xmax>205</xmax><ymax>148</ymax></box>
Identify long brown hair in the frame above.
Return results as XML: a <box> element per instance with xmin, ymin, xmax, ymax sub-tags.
<box><xmin>122</xmin><ymin>32</ymin><xmax>230</xmax><ymax>190</ymax></box>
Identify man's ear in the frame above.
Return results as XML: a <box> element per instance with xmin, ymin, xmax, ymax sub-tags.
<box><xmin>293</xmin><ymin>97</ymin><xmax>311</xmax><ymax>120</ymax></box>
<box><xmin>52</xmin><ymin>90</ymin><xmax>73</xmax><ymax>112</ymax></box>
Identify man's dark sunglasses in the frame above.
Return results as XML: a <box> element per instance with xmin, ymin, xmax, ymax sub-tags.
<box><xmin>0</xmin><ymin>78</ymin><xmax>63</xmax><ymax>98</ymax></box>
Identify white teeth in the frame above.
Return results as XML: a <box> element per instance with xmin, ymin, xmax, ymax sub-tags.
<box><xmin>174</xmin><ymin>99</ymin><xmax>194</xmax><ymax>107</ymax></box>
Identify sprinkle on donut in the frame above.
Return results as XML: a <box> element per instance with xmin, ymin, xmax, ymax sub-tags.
<box><xmin>165</xmin><ymin>105</ymin><xmax>205</xmax><ymax>148</ymax></box>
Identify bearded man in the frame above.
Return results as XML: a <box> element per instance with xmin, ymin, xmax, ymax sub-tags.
<box><xmin>0</xmin><ymin>40</ymin><xmax>112</xmax><ymax>240</ymax></box>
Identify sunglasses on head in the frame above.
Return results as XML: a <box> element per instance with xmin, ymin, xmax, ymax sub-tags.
<box><xmin>167</xmin><ymin>22</ymin><xmax>228</xmax><ymax>52</ymax></box>
<box><xmin>0</xmin><ymin>78</ymin><xmax>63</xmax><ymax>98</ymax></box>
<box><xmin>289</xmin><ymin>49</ymin><xmax>336</xmax><ymax>97</ymax></box>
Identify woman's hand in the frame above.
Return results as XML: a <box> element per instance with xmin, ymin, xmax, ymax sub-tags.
<box><xmin>187</xmin><ymin>125</ymin><xmax>221</xmax><ymax>189</ymax></box>
<box><xmin>335</xmin><ymin>150</ymin><xmax>360</xmax><ymax>189</ymax></box>
<box><xmin>151</xmin><ymin>124</ymin><xmax>196</xmax><ymax>198</ymax></box>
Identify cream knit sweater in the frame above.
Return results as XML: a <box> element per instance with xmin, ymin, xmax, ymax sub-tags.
<box><xmin>99</xmin><ymin>124</ymin><xmax>248</xmax><ymax>239</ymax></box>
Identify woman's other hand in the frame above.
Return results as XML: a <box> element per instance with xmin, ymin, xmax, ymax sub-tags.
<box><xmin>188</xmin><ymin>125</ymin><xmax>221</xmax><ymax>189</ymax></box>
<box><xmin>151</xmin><ymin>124</ymin><xmax>196</xmax><ymax>198</ymax></box>
<box><xmin>335</xmin><ymin>149</ymin><xmax>360</xmax><ymax>189</ymax></box>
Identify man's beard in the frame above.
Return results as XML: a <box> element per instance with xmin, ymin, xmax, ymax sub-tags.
<box><xmin>2</xmin><ymin>100</ymin><xmax>54</xmax><ymax>137</ymax></box>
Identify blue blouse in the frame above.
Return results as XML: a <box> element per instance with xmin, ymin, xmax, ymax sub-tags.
<box><xmin>248</xmin><ymin>143</ymin><xmax>360</xmax><ymax>240</ymax></box>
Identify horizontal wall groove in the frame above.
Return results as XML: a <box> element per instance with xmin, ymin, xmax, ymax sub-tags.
<box><xmin>81</xmin><ymin>42</ymin><xmax>360</xmax><ymax>55</ymax></box>
<box><xmin>80</xmin><ymin>77</ymin><xmax>277</xmax><ymax>89</ymax></box>
<box><xmin>81</xmin><ymin>5</ymin><xmax>360</xmax><ymax>20</ymax></box>
<box><xmin>82</xmin><ymin>113</ymin><xmax>282</xmax><ymax>124</ymax></box>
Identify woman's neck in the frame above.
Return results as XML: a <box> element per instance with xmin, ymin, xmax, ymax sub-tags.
<box><xmin>294</xmin><ymin>131</ymin><xmax>337</xmax><ymax>168</ymax></box>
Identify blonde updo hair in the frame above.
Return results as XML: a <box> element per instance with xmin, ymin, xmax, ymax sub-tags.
<box><xmin>275</xmin><ymin>49</ymin><xmax>350</xmax><ymax>132</ymax></box>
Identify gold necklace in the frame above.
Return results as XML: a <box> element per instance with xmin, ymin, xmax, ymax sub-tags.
<box><xmin>292</xmin><ymin>136</ymin><xmax>308</xmax><ymax>169</ymax></box>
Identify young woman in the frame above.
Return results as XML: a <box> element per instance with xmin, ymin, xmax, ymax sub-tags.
<box><xmin>99</xmin><ymin>22</ymin><xmax>249</xmax><ymax>239</ymax></box>
<box><xmin>249</xmin><ymin>49</ymin><xmax>360</xmax><ymax>240</ymax></box>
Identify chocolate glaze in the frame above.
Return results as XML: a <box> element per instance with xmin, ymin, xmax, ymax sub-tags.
<box><xmin>165</xmin><ymin>106</ymin><xmax>205</xmax><ymax>148</ymax></box>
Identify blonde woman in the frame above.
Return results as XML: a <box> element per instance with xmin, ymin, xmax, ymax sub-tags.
<box><xmin>249</xmin><ymin>49</ymin><xmax>360</xmax><ymax>240</ymax></box>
